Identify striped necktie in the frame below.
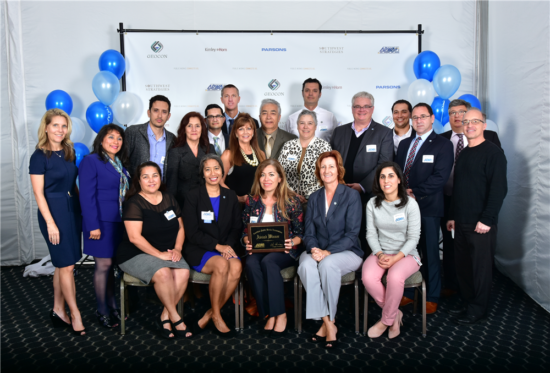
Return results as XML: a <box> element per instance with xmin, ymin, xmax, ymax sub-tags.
<box><xmin>455</xmin><ymin>134</ymin><xmax>464</xmax><ymax>162</ymax></box>
<box><xmin>403</xmin><ymin>137</ymin><xmax>421</xmax><ymax>188</ymax></box>
<box><xmin>213</xmin><ymin>137</ymin><xmax>222</xmax><ymax>155</ymax></box>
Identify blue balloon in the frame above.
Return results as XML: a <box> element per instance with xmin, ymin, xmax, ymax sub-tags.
<box><xmin>73</xmin><ymin>142</ymin><xmax>90</xmax><ymax>168</ymax></box>
<box><xmin>86</xmin><ymin>101</ymin><xmax>113</xmax><ymax>133</ymax></box>
<box><xmin>431</xmin><ymin>96</ymin><xmax>450</xmax><ymax>125</ymax></box>
<box><xmin>45</xmin><ymin>90</ymin><xmax>73</xmax><ymax>115</ymax></box>
<box><xmin>432</xmin><ymin>119</ymin><xmax>445</xmax><ymax>134</ymax></box>
<box><xmin>413</xmin><ymin>51</ymin><xmax>441</xmax><ymax>82</ymax></box>
<box><xmin>92</xmin><ymin>71</ymin><xmax>120</xmax><ymax>106</ymax></box>
<box><xmin>433</xmin><ymin>65</ymin><xmax>462</xmax><ymax>99</ymax></box>
<box><xmin>98</xmin><ymin>49</ymin><xmax>126</xmax><ymax>80</ymax></box>
<box><xmin>458</xmin><ymin>94</ymin><xmax>482</xmax><ymax>110</ymax></box>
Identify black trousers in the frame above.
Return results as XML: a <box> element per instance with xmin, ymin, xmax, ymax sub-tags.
<box><xmin>441</xmin><ymin>195</ymin><xmax>458</xmax><ymax>290</ymax></box>
<box><xmin>454</xmin><ymin>223</ymin><xmax>497</xmax><ymax>317</ymax></box>
<box><xmin>245</xmin><ymin>252</ymin><xmax>295</xmax><ymax>319</ymax></box>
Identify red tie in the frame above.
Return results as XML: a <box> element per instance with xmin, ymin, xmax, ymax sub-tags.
<box><xmin>455</xmin><ymin>134</ymin><xmax>464</xmax><ymax>162</ymax></box>
<box><xmin>404</xmin><ymin>137</ymin><xmax>421</xmax><ymax>188</ymax></box>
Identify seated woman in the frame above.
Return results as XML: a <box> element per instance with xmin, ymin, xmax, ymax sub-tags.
<box><xmin>298</xmin><ymin>150</ymin><xmax>364</xmax><ymax>348</ymax></box>
<box><xmin>182</xmin><ymin>154</ymin><xmax>243</xmax><ymax>338</ymax></box>
<box><xmin>242</xmin><ymin>159</ymin><xmax>304</xmax><ymax>337</ymax></box>
<box><xmin>116</xmin><ymin>162</ymin><xmax>191</xmax><ymax>339</ymax></box>
<box><xmin>362</xmin><ymin>161</ymin><xmax>421</xmax><ymax>339</ymax></box>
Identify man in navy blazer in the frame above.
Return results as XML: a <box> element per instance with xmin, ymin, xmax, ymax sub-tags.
<box><xmin>205</xmin><ymin>104</ymin><xmax>230</xmax><ymax>155</ymax></box>
<box><xmin>396</xmin><ymin>103</ymin><xmax>454</xmax><ymax>313</ymax></box>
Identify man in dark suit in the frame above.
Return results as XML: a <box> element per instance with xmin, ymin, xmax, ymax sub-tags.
<box><xmin>257</xmin><ymin>99</ymin><xmax>297</xmax><ymax>159</ymax></box>
<box><xmin>205</xmin><ymin>104</ymin><xmax>230</xmax><ymax>155</ymax></box>
<box><xmin>220</xmin><ymin>84</ymin><xmax>259</xmax><ymax>135</ymax></box>
<box><xmin>330</xmin><ymin>91</ymin><xmax>393</xmax><ymax>253</ymax></box>
<box><xmin>125</xmin><ymin>95</ymin><xmax>175</xmax><ymax>181</ymax></box>
<box><xmin>396</xmin><ymin>103</ymin><xmax>454</xmax><ymax>314</ymax></box>
<box><xmin>439</xmin><ymin>99</ymin><xmax>502</xmax><ymax>298</ymax></box>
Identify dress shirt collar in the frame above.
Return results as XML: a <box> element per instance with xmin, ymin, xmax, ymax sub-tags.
<box><xmin>414</xmin><ymin>128</ymin><xmax>433</xmax><ymax>143</ymax></box>
<box><xmin>225</xmin><ymin>111</ymin><xmax>240</xmax><ymax>121</ymax></box>
<box><xmin>147</xmin><ymin>123</ymin><xmax>166</xmax><ymax>141</ymax></box>
<box><xmin>351</xmin><ymin>121</ymin><xmax>371</xmax><ymax>137</ymax></box>
<box><xmin>394</xmin><ymin>125</ymin><xmax>412</xmax><ymax>139</ymax></box>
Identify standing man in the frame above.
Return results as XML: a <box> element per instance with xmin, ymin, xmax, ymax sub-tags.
<box><xmin>257</xmin><ymin>99</ymin><xmax>297</xmax><ymax>160</ymax></box>
<box><xmin>220</xmin><ymin>84</ymin><xmax>259</xmax><ymax>135</ymax></box>
<box><xmin>330</xmin><ymin>91</ymin><xmax>393</xmax><ymax>252</ymax></box>
<box><xmin>125</xmin><ymin>95</ymin><xmax>175</xmax><ymax>181</ymax></box>
<box><xmin>440</xmin><ymin>99</ymin><xmax>501</xmax><ymax>297</ymax></box>
<box><xmin>446</xmin><ymin>108</ymin><xmax>507</xmax><ymax>325</ymax></box>
<box><xmin>205</xmin><ymin>104</ymin><xmax>229</xmax><ymax>155</ymax></box>
<box><xmin>391</xmin><ymin>99</ymin><xmax>415</xmax><ymax>155</ymax></box>
<box><xmin>284</xmin><ymin>78</ymin><xmax>339</xmax><ymax>142</ymax></box>
<box><xmin>396</xmin><ymin>103</ymin><xmax>454</xmax><ymax>314</ymax></box>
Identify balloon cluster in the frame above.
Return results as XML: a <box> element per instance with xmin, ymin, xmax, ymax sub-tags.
<box><xmin>409</xmin><ymin>51</ymin><xmax>484</xmax><ymax>134</ymax></box>
<box><xmin>43</xmin><ymin>49</ymin><xmax>143</xmax><ymax>166</ymax></box>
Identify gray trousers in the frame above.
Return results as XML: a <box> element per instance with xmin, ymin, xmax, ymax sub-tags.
<box><xmin>298</xmin><ymin>250</ymin><xmax>363</xmax><ymax>321</ymax></box>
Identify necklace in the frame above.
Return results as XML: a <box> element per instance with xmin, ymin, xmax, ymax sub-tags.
<box><xmin>240</xmin><ymin>147</ymin><xmax>259</xmax><ymax>167</ymax></box>
<box><xmin>53</xmin><ymin>150</ymin><xmax>62</xmax><ymax>158</ymax></box>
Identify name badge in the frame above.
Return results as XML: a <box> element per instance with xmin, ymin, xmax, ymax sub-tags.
<box><xmin>161</xmin><ymin>156</ymin><xmax>166</xmax><ymax>165</ymax></box>
<box><xmin>412</xmin><ymin>255</ymin><xmax>423</xmax><ymax>267</ymax></box>
<box><xmin>422</xmin><ymin>155</ymin><xmax>434</xmax><ymax>163</ymax></box>
<box><xmin>366</xmin><ymin>145</ymin><xmax>377</xmax><ymax>153</ymax></box>
<box><xmin>201</xmin><ymin>211</ymin><xmax>214</xmax><ymax>224</ymax></box>
<box><xmin>164</xmin><ymin>210</ymin><xmax>176</xmax><ymax>220</ymax></box>
<box><xmin>250</xmin><ymin>216</ymin><xmax>259</xmax><ymax>223</ymax></box>
<box><xmin>320</xmin><ymin>127</ymin><xmax>327</xmax><ymax>132</ymax></box>
<box><xmin>287</xmin><ymin>155</ymin><xmax>297</xmax><ymax>162</ymax></box>
<box><xmin>394</xmin><ymin>213</ymin><xmax>405</xmax><ymax>223</ymax></box>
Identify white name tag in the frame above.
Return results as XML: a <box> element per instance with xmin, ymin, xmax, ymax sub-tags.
<box><xmin>412</xmin><ymin>255</ymin><xmax>422</xmax><ymax>267</ymax></box>
<box><xmin>164</xmin><ymin>210</ymin><xmax>176</xmax><ymax>220</ymax></box>
<box><xmin>201</xmin><ymin>211</ymin><xmax>214</xmax><ymax>222</ymax></box>
<box><xmin>366</xmin><ymin>144</ymin><xmax>377</xmax><ymax>153</ymax></box>
<box><xmin>320</xmin><ymin>127</ymin><xmax>327</xmax><ymax>132</ymax></box>
<box><xmin>394</xmin><ymin>213</ymin><xmax>406</xmax><ymax>223</ymax></box>
<box><xmin>287</xmin><ymin>155</ymin><xmax>297</xmax><ymax>162</ymax></box>
<box><xmin>161</xmin><ymin>156</ymin><xmax>166</xmax><ymax>165</ymax></box>
<box><xmin>250</xmin><ymin>216</ymin><xmax>259</xmax><ymax>223</ymax></box>
<box><xmin>422</xmin><ymin>155</ymin><xmax>434</xmax><ymax>163</ymax></box>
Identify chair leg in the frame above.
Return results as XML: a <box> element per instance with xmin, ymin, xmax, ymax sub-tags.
<box><xmin>177</xmin><ymin>296</ymin><xmax>184</xmax><ymax>319</ymax></box>
<box><xmin>234</xmin><ymin>283</ymin><xmax>239</xmax><ymax>331</ymax></box>
<box><xmin>294</xmin><ymin>275</ymin><xmax>298</xmax><ymax>332</ymax></box>
<box><xmin>120</xmin><ymin>278</ymin><xmax>126</xmax><ymax>335</ymax></box>
<box><xmin>298</xmin><ymin>278</ymin><xmax>303</xmax><ymax>334</ymax></box>
<box><xmin>354</xmin><ymin>279</ymin><xmax>359</xmax><ymax>335</ymax></box>
<box><xmin>363</xmin><ymin>288</ymin><xmax>369</xmax><ymax>336</ymax></box>
<box><xmin>413</xmin><ymin>286</ymin><xmax>419</xmax><ymax>316</ymax></box>
<box><xmin>239</xmin><ymin>281</ymin><xmax>244</xmax><ymax>331</ymax></box>
<box><xmin>422</xmin><ymin>280</ymin><xmax>427</xmax><ymax>337</ymax></box>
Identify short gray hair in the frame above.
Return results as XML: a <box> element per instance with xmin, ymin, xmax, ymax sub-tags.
<box><xmin>465</xmin><ymin>107</ymin><xmax>483</xmax><ymax>117</ymax></box>
<box><xmin>448</xmin><ymin>99</ymin><xmax>471</xmax><ymax>111</ymax></box>
<box><xmin>297</xmin><ymin>109</ymin><xmax>318</xmax><ymax>127</ymax></box>
<box><xmin>199</xmin><ymin>153</ymin><xmax>225</xmax><ymax>179</ymax></box>
<box><xmin>351</xmin><ymin>91</ymin><xmax>375</xmax><ymax>107</ymax></box>
<box><xmin>259</xmin><ymin>99</ymin><xmax>282</xmax><ymax>116</ymax></box>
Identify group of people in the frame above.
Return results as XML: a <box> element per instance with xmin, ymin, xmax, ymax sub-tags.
<box><xmin>29</xmin><ymin>78</ymin><xmax>507</xmax><ymax>346</ymax></box>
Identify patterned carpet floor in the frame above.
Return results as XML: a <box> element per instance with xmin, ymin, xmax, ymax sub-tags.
<box><xmin>1</xmin><ymin>265</ymin><xmax>549</xmax><ymax>373</ymax></box>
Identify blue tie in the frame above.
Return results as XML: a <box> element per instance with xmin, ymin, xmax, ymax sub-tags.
<box><xmin>228</xmin><ymin>119</ymin><xmax>234</xmax><ymax>134</ymax></box>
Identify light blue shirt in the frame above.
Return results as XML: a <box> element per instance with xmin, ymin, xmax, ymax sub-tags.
<box><xmin>224</xmin><ymin>111</ymin><xmax>240</xmax><ymax>133</ymax></box>
<box><xmin>405</xmin><ymin>128</ymin><xmax>433</xmax><ymax>163</ymax></box>
<box><xmin>147</xmin><ymin>123</ymin><xmax>167</xmax><ymax>177</ymax></box>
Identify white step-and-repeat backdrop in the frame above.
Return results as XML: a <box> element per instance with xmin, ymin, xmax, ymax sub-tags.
<box><xmin>124</xmin><ymin>32</ymin><xmax>417</xmax><ymax>131</ymax></box>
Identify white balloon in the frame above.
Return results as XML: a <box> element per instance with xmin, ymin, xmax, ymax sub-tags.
<box><xmin>408</xmin><ymin>79</ymin><xmax>435</xmax><ymax>107</ymax></box>
<box><xmin>486</xmin><ymin>119</ymin><xmax>499</xmax><ymax>134</ymax></box>
<box><xmin>112</xmin><ymin>92</ymin><xmax>142</xmax><ymax>125</ymax></box>
<box><xmin>70</xmin><ymin>117</ymin><xmax>86</xmax><ymax>143</ymax></box>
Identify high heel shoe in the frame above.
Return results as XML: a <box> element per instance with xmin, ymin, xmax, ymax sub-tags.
<box><xmin>50</xmin><ymin>310</ymin><xmax>70</xmax><ymax>328</ymax></box>
<box><xmin>388</xmin><ymin>310</ymin><xmax>403</xmax><ymax>339</ymax></box>
<box><xmin>211</xmin><ymin>324</ymin><xmax>236</xmax><ymax>339</ymax></box>
<box><xmin>110</xmin><ymin>308</ymin><xmax>127</xmax><ymax>322</ymax></box>
<box><xmin>71</xmin><ymin>317</ymin><xmax>86</xmax><ymax>336</ymax></box>
<box><xmin>171</xmin><ymin>319</ymin><xmax>192</xmax><ymax>338</ymax></box>
<box><xmin>367</xmin><ymin>320</ymin><xmax>388</xmax><ymax>338</ymax></box>
<box><xmin>324</xmin><ymin>337</ymin><xmax>339</xmax><ymax>349</ymax></box>
<box><xmin>271</xmin><ymin>327</ymin><xmax>287</xmax><ymax>339</ymax></box>
<box><xmin>310</xmin><ymin>333</ymin><xmax>326</xmax><ymax>343</ymax></box>
<box><xmin>95</xmin><ymin>310</ymin><xmax>118</xmax><ymax>328</ymax></box>
<box><xmin>155</xmin><ymin>319</ymin><xmax>174</xmax><ymax>339</ymax></box>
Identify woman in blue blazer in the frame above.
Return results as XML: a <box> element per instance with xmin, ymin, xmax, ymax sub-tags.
<box><xmin>298</xmin><ymin>150</ymin><xmax>364</xmax><ymax>348</ymax></box>
<box><xmin>79</xmin><ymin>124</ymin><xmax>130</xmax><ymax>328</ymax></box>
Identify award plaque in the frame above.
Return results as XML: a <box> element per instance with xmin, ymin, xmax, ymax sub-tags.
<box><xmin>248</xmin><ymin>222</ymin><xmax>289</xmax><ymax>253</ymax></box>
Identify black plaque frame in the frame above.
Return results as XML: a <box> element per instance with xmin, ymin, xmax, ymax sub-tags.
<box><xmin>247</xmin><ymin>222</ymin><xmax>289</xmax><ymax>253</ymax></box>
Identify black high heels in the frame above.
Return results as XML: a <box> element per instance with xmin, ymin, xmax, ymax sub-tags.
<box><xmin>171</xmin><ymin>319</ymin><xmax>192</xmax><ymax>338</ymax></box>
<box><xmin>49</xmin><ymin>310</ymin><xmax>71</xmax><ymax>328</ymax></box>
<box><xmin>96</xmin><ymin>310</ymin><xmax>118</xmax><ymax>328</ymax></box>
<box><xmin>70</xmin><ymin>317</ymin><xmax>87</xmax><ymax>336</ymax></box>
<box><xmin>211</xmin><ymin>324</ymin><xmax>237</xmax><ymax>339</ymax></box>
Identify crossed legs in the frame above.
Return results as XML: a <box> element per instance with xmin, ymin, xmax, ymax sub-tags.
<box><xmin>151</xmin><ymin>267</ymin><xmax>190</xmax><ymax>337</ymax></box>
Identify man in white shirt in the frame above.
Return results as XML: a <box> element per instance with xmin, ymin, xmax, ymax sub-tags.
<box><xmin>220</xmin><ymin>84</ymin><xmax>259</xmax><ymax>135</ymax></box>
<box><xmin>205</xmin><ymin>103</ymin><xmax>229</xmax><ymax>155</ymax></box>
<box><xmin>284</xmin><ymin>78</ymin><xmax>339</xmax><ymax>142</ymax></box>
<box><xmin>391</xmin><ymin>99</ymin><xmax>415</xmax><ymax>155</ymax></box>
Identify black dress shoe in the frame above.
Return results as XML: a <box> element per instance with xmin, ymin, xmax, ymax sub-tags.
<box><xmin>447</xmin><ymin>306</ymin><xmax>467</xmax><ymax>316</ymax></box>
<box><xmin>271</xmin><ymin>328</ymin><xmax>287</xmax><ymax>339</ymax></box>
<box><xmin>454</xmin><ymin>314</ymin><xmax>487</xmax><ymax>325</ymax></box>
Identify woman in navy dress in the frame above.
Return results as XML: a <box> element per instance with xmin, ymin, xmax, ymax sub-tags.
<box><xmin>79</xmin><ymin>124</ymin><xmax>130</xmax><ymax>328</ymax></box>
<box><xmin>29</xmin><ymin>108</ymin><xmax>86</xmax><ymax>336</ymax></box>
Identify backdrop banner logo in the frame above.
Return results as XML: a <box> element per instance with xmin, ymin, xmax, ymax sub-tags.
<box><xmin>261</xmin><ymin>48</ymin><xmax>286</xmax><ymax>52</ymax></box>
<box><xmin>382</xmin><ymin>116</ymin><xmax>393</xmax><ymax>126</ymax></box>
<box><xmin>206</xmin><ymin>84</ymin><xmax>224</xmax><ymax>91</ymax></box>
<box><xmin>376</xmin><ymin>85</ymin><xmax>401</xmax><ymax>89</ymax></box>
<box><xmin>268</xmin><ymin>79</ymin><xmax>281</xmax><ymax>91</ymax></box>
<box><xmin>151</xmin><ymin>41</ymin><xmax>164</xmax><ymax>53</ymax></box>
<box><xmin>320</xmin><ymin>47</ymin><xmax>344</xmax><ymax>54</ymax></box>
<box><xmin>379</xmin><ymin>46</ymin><xmax>399</xmax><ymax>54</ymax></box>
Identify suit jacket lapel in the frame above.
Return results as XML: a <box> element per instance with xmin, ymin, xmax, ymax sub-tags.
<box><xmin>355</xmin><ymin>121</ymin><xmax>378</xmax><ymax>158</ymax></box>
<box><xmin>319</xmin><ymin>189</ymin><xmax>327</xmax><ymax>226</ymax></box>
<box><xmin>411</xmin><ymin>131</ymin><xmax>437</xmax><ymax>168</ymax></box>
<box><xmin>105</xmin><ymin>159</ymin><xmax>121</xmax><ymax>178</ymax></box>
<box><xmin>217</xmin><ymin>188</ymin><xmax>229</xmax><ymax>231</ymax></box>
<box><xmin>341</xmin><ymin>125</ymin><xmax>353</xmax><ymax>163</ymax></box>
<box><xmin>326</xmin><ymin>184</ymin><xmax>344</xmax><ymax>222</ymax></box>
<box><xmin>138</xmin><ymin>122</ymin><xmax>149</xmax><ymax>141</ymax></box>
<box><xmin>272</xmin><ymin>132</ymin><xmax>285</xmax><ymax>158</ymax></box>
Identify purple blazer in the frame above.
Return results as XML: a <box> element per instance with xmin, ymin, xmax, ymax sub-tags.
<box><xmin>79</xmin><ymin>153</ymin><xmax>129</xmax><ymax>231</ymax></box>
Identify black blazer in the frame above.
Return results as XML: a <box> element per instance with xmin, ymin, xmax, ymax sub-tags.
<box><xmin>440</xmin><ymin>129</ymin><xmax>501</xmax><ymax>149</ymax></box>
<box><xmin>182</xmin><ymin>185</ymin><xmax>243</xmax><ymax>266</ymax></box>
<box><xmin>395</xmin><ymin>131</ymin><xmax>454</xmax><ymax>217</ymax></box>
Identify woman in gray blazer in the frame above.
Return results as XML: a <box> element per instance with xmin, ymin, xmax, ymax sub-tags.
<box><xmin>298</xmin><ymin>150</ymin><xmax>364</xmax><ymax>348</ymax></box>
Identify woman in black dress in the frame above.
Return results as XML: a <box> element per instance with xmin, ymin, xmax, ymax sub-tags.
<box><xmin>29</xmin><ymin>108</ymin><xmax>86</xmax><ymax>336</ymax></box>
<box><xmin>221</xmin><ymin>113</ymin><xmax>266</xmax><ymax>203</ymax></box>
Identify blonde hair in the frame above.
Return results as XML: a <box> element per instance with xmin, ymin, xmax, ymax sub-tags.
<box><xmin>36</xmin><ymin>108</ymin><xmax>75</xmax><ymax>161</ymax></box>
<box><xmin>250</xmin><ymin>159</ymin><xmax>296</xmax><ymax>220</ymax></box>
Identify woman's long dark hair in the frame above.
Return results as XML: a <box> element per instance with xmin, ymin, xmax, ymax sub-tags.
<box><xmin>372</xmin><ymin>161</ymin><xmax>408</xmax><ymax>209</ymax></box>
<box><xmin>91</xmin><ymin>124</ymin><xmax>129</xmax><ymax>166</ymax></box>
<box><xmin>125</xmin><ymin>161</ymin><xmax>166</xmax><ymax>201</ymax></box>
<box><xmin>173</xmin><ymin>112</ymin><xmax>210</xmax><ymax>151</ymax></box>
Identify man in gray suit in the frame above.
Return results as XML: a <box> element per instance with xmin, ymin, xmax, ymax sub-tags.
<box><xmin>125</xmin><ymin>95</ymin><xmax>176</xmax><ymax>181</ymax></box>
<box><xmin>257</xmin><ymin>99</ymin><xmax>297</xmax><ymax>159</ymax></box>
<box><xmin>330</xmin><ymin>91</ymin><xmax>393</xmax><ymax>253</ymax></box>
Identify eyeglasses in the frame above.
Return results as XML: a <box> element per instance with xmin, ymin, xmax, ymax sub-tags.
<box><xmin>352</xmin><ymin>105</ymin><xmax>373</xmax><ymax>110</ymax></box>
<box><xmin>411</xmin><ymin>115</ymin><xmax>431</xmax><ymax>121</ymax></box>
<box><xmin>206</xmin><ymin>115</ymin><xmax>224</xmax><ymax>120</ymax></box>
<box><xmin>449</xmin><ymin>110</ymin><xmax>467</xmax><ymax>117</ymax></box>
<box><xmin>461</xmin><ymin>119</ymin><xmax>485</xmax><ymax>126</ymax></box>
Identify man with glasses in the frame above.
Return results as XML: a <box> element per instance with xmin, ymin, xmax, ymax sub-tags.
<box><xmin>440</xmin><ymin>100</ymin><xmax>501</xmax><ymax>298</ymax></box>
<box><xmin>331</xmin><ymin>91</ymin><xmax>393</xmax><ymax>253</ymax></box>
<box><xmin>205</xmin><ymin>104</ymin><xmax>229</xmax><ymax>155</ymax></box>
<box><xmin>220</xmin><ymin>84</ymin><xmax>259</xmax><ymax>135</ymax></box>
<box><xmin>391</xmin><ymin>99</ymin><xmax>415</xmax><ymax>155</ymax></box>
<box><xmin>446</xmin><ymin>108</ymin><xmax>507</xmax><ymax>325</ymax></box>
<box><xmin>395</xmin><ymin>103</ymin><xmax>454</xmax><ymax>314</ymax></box>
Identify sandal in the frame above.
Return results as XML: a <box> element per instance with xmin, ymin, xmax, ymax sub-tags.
<box><xmin>156</xmin><ymin>319</ymin><xmax>174</xmax><ymax>339</ymax></box>
<box><xmin>171</xmin><ymin>319</ymin><xmax>192</xmax><ymax>338</ymax></box>
<box><xmin>310</xmin><ymin>333</ymin><xmax>326</xmax><ymax>343</ymax></box>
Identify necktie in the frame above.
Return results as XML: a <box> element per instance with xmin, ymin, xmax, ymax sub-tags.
<box><xmin>265</xmin><ymin>134</ymin><xmax>273</xmax><ymax>158</ymax></box>
<box><xmin>403</xmin><ymin>137</ymin><xmax>421</xmax><ymax>188</ymax></box>
<box><xmin>213</xmin><ymin>137</ymin><xmax>222</xmax><ymax>155</ymax></box>
<box><xmin>455</xmin><ymin>134</ymin><xmax>464</xmax><ymax>162</ymax></box>
<box><xmin>228</xmin><ymin>119</ymin><xmax>235</xmax><ymax>134</ymax></box>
